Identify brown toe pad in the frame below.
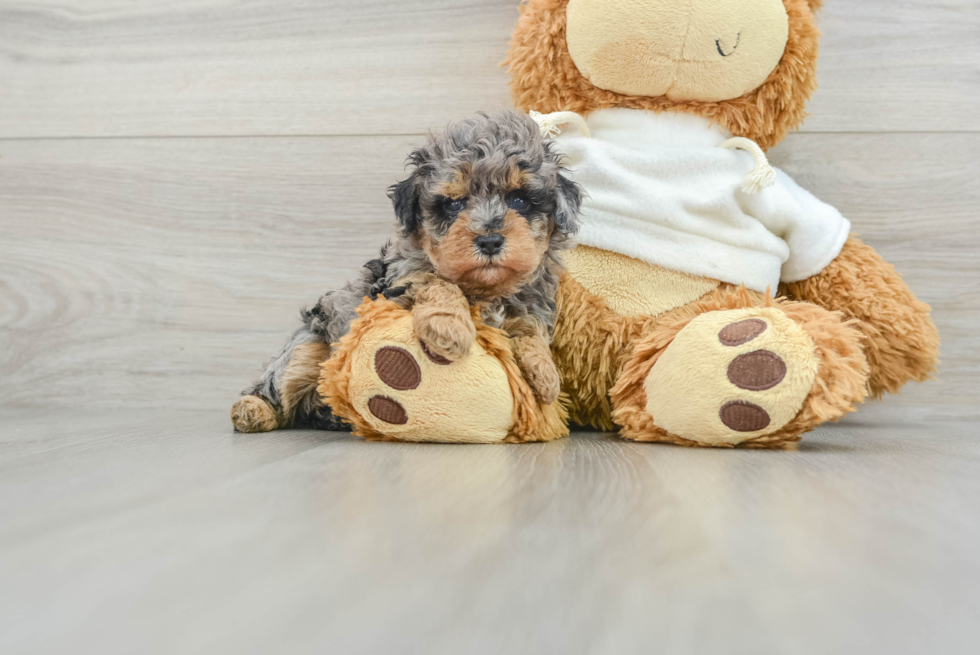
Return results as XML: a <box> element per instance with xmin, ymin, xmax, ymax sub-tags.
<box><xmin>718</xmin><ymin>318</ymin><xmax>767</xmax><ymax>346</ymax></box>
<box><xmin>719</xmin><ymin>400</ymin><xmax>771</xmax><ymax>432</ymax></box>
<box><xmin>728</xmin><ymin>350</ymin><xmax>787</xmax><ymax>391</ymax></box>
<box><xmin>367</xmin><ymin>396</ymin><xmax>409</xmax><ymax>425</ymax></box>
<box><xmin>374</xmin><ymin>346</ymin><xmax>422</xmax><ymax>390</ymax></box>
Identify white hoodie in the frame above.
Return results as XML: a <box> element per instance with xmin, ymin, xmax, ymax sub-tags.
<box><xmin>550</xmin><ymin>108</ymin><xmax>851</xmax><ymax>294</ymax></box>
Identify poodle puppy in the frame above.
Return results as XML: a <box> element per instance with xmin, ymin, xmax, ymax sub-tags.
<box><xmin>231</xmin><ymin>110</ymin><xmax>582</xmax><ymax>433</ymax></box>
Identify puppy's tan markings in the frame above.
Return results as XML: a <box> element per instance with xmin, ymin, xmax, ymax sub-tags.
<box><xmin>499</xmin><ymin>209</ymin><xmax>549</xmax><ymax>266</ymax></box>
<box><xmin>505</xmin><ymin>316</ymin><xmax>560</xmax><ymax>404</ymax></box>
<box><xmin>427</xmin><ymin>208</ymin><xmax>551</xmax><ymax>299</ymax></box>
<box><xmin>469</xmin><ymin>209</ymin><xmax>549</xmax><ymax>296</ymax></box>
<box><xmin>278</xmin><ymin>342</ymin><xmax>334</xmax><ymax>419</ymax></box>
<box><xmin>440</xmin><ymin>165</ymin><xmax>471</xmax><ymax>199</ymax></box>
<box><xmin>231</xmin><ymin>395</ymin><xmax>281</xmax><ymax>433</ymax></box>
<box><xmin>412</xmin><ymin>275</ymin><xmax>477</xmax><ymax>362</ymax></box>
<box><xmin>512</xmin><ymin>337</ymin><xmax>561</xmax><ymax>404</ymax></box>
<box><xmin>507</xmin><ymin>165</ymin><xmax>529</xmax><ymax>191</ymax></box>
<box><xmin>424</xmin><ymin>214</ymin><xmax>479</xmax><ymax>283</ymax></box>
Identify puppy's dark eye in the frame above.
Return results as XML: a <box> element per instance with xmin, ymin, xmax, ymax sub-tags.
<box><xmin>445</xmin><ymin>198</ymin><xmax>467</xmax><ymax>213</ymax></box>
<box><xmin>506</xmin><ymin>192</ymin><xmax>530</xmax><ymax>213</ymax></box>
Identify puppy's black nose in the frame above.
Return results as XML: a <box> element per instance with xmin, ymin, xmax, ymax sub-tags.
<box><xmin>475</xmin><ymin>234</ymin><xmax>505</xmax><ymax>257</ymax></box>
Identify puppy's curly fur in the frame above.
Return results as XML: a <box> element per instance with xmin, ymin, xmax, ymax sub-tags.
<box><xmin>233</xmin><ymin>111</ymin><xmax>582</xmax><ymax>432</ymax></box>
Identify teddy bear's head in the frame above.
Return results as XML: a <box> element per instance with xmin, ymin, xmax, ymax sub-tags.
<box><xmin>505</xmin><ymin>0</ymin><xmax>822</xmax><ymax>149</ymax></box>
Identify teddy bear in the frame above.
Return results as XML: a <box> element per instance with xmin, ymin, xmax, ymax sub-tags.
<box><xmin>502</xmin><ymin>0</ymin><xmax>939</xmax><ymax>447</ymax></box>
<box><xmin>321</xmin><ymin>0</ymin><xmax>938</xmax><ymax>447</ymax></box>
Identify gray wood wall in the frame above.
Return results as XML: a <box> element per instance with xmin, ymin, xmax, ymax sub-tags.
<box><xmin>2</xmin><ymin>0</ymin><xmax>978</xmax><ymax>418</ymax></box>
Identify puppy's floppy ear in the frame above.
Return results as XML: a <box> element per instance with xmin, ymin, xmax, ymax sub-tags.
<box><xmin>542</xmin><ymin>140</ymin><xmax>582</xmax><ymax>235</ymax></box>
<box><xmin>387</xmin><ymin>172</ymin><xmax>422</xmax><ymax>235</ymax></box>
<box><xmin>554</xmin><ymin>172</ymin><xmax>582</xmax><ymax>236</ymax></box>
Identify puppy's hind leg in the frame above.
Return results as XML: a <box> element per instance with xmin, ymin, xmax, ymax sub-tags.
<box><xmin>279</xmin><ymin>340</ymin><xmax>351</xmax><ymax>431</ymax></box>
<box><xmin>232</xmin><ymin>328</ymin><xmax>325</xmax><ymax>433</ymax></box>
<box><xmin>234</xmin><ymin>262</ymin><xmax>389</xmax><ymax>433</ymax></box>
<box><xmin>231</xmin><ymin>395</ymin><xmax>281</xmax><ymax>433</ymax></box>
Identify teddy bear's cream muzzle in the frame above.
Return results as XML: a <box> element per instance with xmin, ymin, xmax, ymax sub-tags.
<box><xmin>565</xmin><ymin>0</ymin><xmax>790</xmax><ymax>102</ymax></box>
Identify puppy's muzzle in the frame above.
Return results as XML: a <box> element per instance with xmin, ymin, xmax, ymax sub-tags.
<box><xmin>475</xmin><ymin>234</ymin><xmax>505</xmax><ymax>257</ymax></box>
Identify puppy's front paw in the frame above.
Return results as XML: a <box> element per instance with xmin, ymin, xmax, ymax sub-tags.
<box><xmin>516</xmin><ymin>345</ymin><xmax>561</xmax><ymax>405</ymax></box>
<box><xmin>413</xmin><ymin>311</ymin><xmax>476</xmax><ymax>362</ymax></box>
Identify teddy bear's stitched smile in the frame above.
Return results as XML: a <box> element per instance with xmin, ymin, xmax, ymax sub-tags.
<box><xmin>563</xmin><ymin>0</ymin><xmax>790</xmax><ymax>102</ymax></box>
<box><xmin>716</xmin><ymin>32</ymin><xmax>741</xmax><ymax>57</ymax></box>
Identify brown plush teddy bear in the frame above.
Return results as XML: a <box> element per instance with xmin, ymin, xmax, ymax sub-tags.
<box><xmin>320</xmin><ymin>0</ymin><xmax>938</xmax><ymax>447</ymax></box>
<box><xmin>503</xmin><ymin>0</ymin><xmax>939</xmax><ymax>447</ymax></box>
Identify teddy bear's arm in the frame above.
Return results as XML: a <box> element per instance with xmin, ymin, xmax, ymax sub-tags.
<box><xmin>780</xmin><ymin>235</ymin><xmax>939</xmax><ymax>398</ymax></box>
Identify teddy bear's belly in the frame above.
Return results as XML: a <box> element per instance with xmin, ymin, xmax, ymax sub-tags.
<box><xmin>561</xmin><ymin>245</ymin><xmax>720</xmax><ymax>317</ymax></box>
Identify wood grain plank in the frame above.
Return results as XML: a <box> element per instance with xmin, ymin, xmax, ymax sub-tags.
<box><xmin>769</xmin><ymin>133</ymin><xmax>980</xmax><ymax>419</ymax></box>
<box><xmin>0</xmin><ymin>0</ymin><xmax>976</xmax><ymax>138</ymax></box>
<box><xmin>1</xmin><ymin>410</ymin><xmax>978</xmax><ymax>654</ymax></box>
<box><xmin>0</xmin><ymin>134</ymin><xmax>418</xmax><ymax>411</ymax></box>
<box><xmin>0</xmin><ymin>0</ymin><xmax>516</xmax><ymax>139</ymax></box>
<box><xmin>805</xmin><ymin>0</ymin><xmax>980</xmax><ymax>133</ymax></box>
<box><xmin>1</xmin><ymin>132</ymin><xmax>977</xmax><ymax>415</ymax></box>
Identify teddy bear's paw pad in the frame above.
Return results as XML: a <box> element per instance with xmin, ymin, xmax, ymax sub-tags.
<box><xmin>718</xmin><ymin>318</ymin><xmax>768</xmax><ymax>346</ymax></box>
<box><xmin>726</xmin><ymin>350</ymin><xmax>787</xmax><ymax>392</ymax></box>
<box><xmin>374</xmin><ymin>346</ymin><xmax>422</xmax><ymax>390</ymax></box>
<box><xmin>719</xmin><ymin>399</ymin><xmax>771</xmax><ymax>432</ymax></box>
<box><xmin>345</xmin><ymin>314</ymin><xmax>515</xmax><ymax>442</ymax></box>
<box><xmin>367</xmin><ymin>395</ymin><xmax>409</xmax><ymax>425</ymax></box>
<box><xmin>643</xmin><ymin>308</ymin><xmax>820</xmax><ymax>445</ymax></box>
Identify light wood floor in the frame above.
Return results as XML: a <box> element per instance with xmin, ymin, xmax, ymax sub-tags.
<box><xmin>1</xmin><ymin>408</ymin><xmax>978</xmax><ymax>654</ymax></box>
<box><xmin>1</xmin><ymin>0</ymin><xmax>979</xmax><ymax>652</ymax></box>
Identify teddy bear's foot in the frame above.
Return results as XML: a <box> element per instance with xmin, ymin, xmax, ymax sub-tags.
<box><xmin>612</xmin><ymin>302</ymin><xmax>869</xmax><ymax>448</ymax></box>
<box><xmin>231</xmin><ymin>395</ymin><xmax>282</xmax><ymax>433</ymax></box>
<box><xmin>319</xmin><ymin>298</ymin><xmax>568</xmax><ymax>443</ymax></box>
<box><xmin>641</xmin><ymin>308</ymin><xmax>818</xmax><ymax>447</ymax></box>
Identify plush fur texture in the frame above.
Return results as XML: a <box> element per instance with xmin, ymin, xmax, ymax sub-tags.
<box><xmin>553</xmin><ymin>269</ymin><xmax>871</xmax><ymax>446</ymax></box>
<box><xmin>561</xmin><ymin>245</ymin><xmax>720</xmax><ymax>317</ymax></box>
<box><xmin>508</xmin><ymin>0</ymin><xmax>936</xmax><ymax>448</ymax></box>
<box><xmin>233</xmin><ymin>110</ymin><xmax>581</xmax><ymax>433</ymax></box>
<box><xmin>504</xmin><ymin>0</ymin><xmax>821</xmax><ymax>150</ymax></box>
<box><xmin>610</xmin><ymin>286</ymin><xmax>869</xmax><ymax>448</ymax></box>
<box><xmin>781</xmin><ymin>236</ymin><xmax>939</xmax><ymax>398</ymax></box>
<box><xmin>638</xmin><ymin>307</ymin><xmax>821</xmax><ymax>445</ymax></box>
<box><xmin>551</xmin><ymin>273</ymin><xmax>655</xmax><ymax>430</ymax></box>
<box><xmin>320</xmin><ymin>298</ymin><xmax>568</xmax><ymax>443</ymax></box>
<box><xmin>563</xmin><ymin>0</ymin><xmax>791</xmax><ymax>103</ymax></box>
